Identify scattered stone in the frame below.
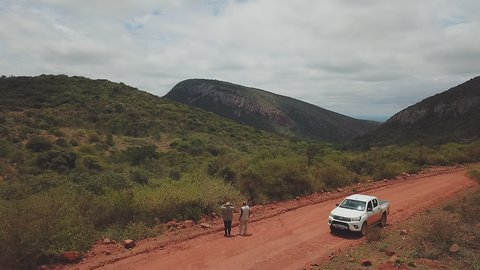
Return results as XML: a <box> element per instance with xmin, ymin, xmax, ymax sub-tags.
<box><xmin>296</xmin><ymin>196</ymin><xmax>301</xmax><ymax>201</ymax></box>
<box><xmin>385</xmin><ymin>250</ymin><xmax>396</xmax><ymax>257</ymax></box>
<box><xmin>123</xmin><ymin>239</ymin><xmax>136</xmax><ymax>249</ymax></box>
<box><xmin>104</xmin><ymin>251</ymin><xmax>112</xmax><ymax>255</ymax></box>
<box><xmin>102</xmin><ymin>238</ymin><xmax>112</xmax><ymax>244</ymax></box>
<box><xmin>417</xmin><ymin>258</ymin><xmax>448</xmax><ymax>269</ymax></box>
<box><xmin>360</xmin><ymin>259</ymin><xmax>372</xmax><ymax>267</ymax></box>
<box><xmin>336</xmin><ymin>188</ymin><xmax>343</xmax><ymax>192</ymax></box>
<box><xmin>449</xmin><ymin>243</ymin><xmax>460</xmax><ymax>253</ymax></box>
<box><xmin>387</xmin><ymin>255</ymin><xmax>398</xmax><ymax>263</ymax></box>
<box><xmin>400</xmin><ymin>229</ymin><xmax>408</xmax><ymax>235</ymax></box>
<box><xmin>211</xmin><ymin>212</ymin><xmax>217</xmax><ymax>218</ymax></box>
<box><xmin>200</xmin><ymin>223</ymin><xmax>212</xmax><ymax>229</ymax></box>
<box><xmin>166</xmin><ymin>219</ymin><xmax>178</xmax><ymax>228</ymax></box>
<box><xmin>183</xmin><ymin>220</ymin><xmax>195</xmax><ymax>228</ymax></box>
<box><xmin>61</xmin><ymin>251</ymin><xmax>82</xmax><ymax>264</ymax></box>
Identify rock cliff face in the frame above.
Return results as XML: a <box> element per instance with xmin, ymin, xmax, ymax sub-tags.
<box><xmin>165</xmin><ymin>79</ymin><xmax>379</xmax><ymax>142</ymax></box>
<box><xmin>370</xmin><ymin>76</ymin><xmax>480</xmax><ymax>144</ymax></box>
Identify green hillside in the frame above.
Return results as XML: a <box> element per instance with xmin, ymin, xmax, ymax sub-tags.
<box><xmin>1</xmin><ymin>75</ymin><xmax>479</xmax><ymax>268</ymax></box>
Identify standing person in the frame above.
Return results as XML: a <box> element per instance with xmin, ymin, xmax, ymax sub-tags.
<box><xmin>238</xmin><ymin>201</ymin><xmax>250</xmax><ymax>236</ymax></box>
<box><xmin>220</xmin><ymin>201</ymin><xmax>234</xmax><ymax>237</ymax></box>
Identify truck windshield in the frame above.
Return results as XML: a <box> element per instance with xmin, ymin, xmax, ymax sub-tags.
<box><xmin>339</xmin><ymin>199</ymin><xmax>366</xmax><ymax>211</ymax></box>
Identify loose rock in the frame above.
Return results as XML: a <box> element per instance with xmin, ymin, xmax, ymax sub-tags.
<box><xmin>123</xmin><ymin>239</ymin><xmax>136</xmax><ymax>249</ymax></box>
<box><xmin>361</xmin><ymin>259</ymin><xmax>373</xmax><ymax>267</ymax></box>
<box><xmin>449</xmin><ymin>243</ymin><xmax>460</xmax><ymax>253</ymax></box>
<box><xmin>61</xmin><ymin>251</ymin><xmax>82</xmax><ymax>264</ymax></box>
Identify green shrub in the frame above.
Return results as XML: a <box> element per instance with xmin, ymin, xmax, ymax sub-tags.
<box><xmin>133</xmin><ymin>175</ymin><xmax>242</xmax><ymax>223</ymax></box>
<box><xmin>467</xmin><ymin>167</ymin><xmax>480</xmax><ymax>182</ymax></box>
<box><xmin>372</xmin><ymin>162</ymin><xmax>406</xmax><ymax>180</ymax></box>
<box><xmin>317</xmin><ymin>161</ymin><xmax>356</xmax><ymax>189</ymax></box>
<box><xmin>0</xmin><ymin>186</ymin><xmax>96</xmax><ymax>268</ymax></box>
<box><xmin>37</xmin><ymin>150</ymin><xmax>76</xmax><ymax>172</ymax></box>
<box><xmin>131</xmin><ymin>169</ymin><xmax>149</xmax><ymax>185</ymax></box>
<box><xmin>0</xmin><ymin>139</ymin><xmax>13</xmax><ymax>157</ymax></box>
<box><xmin>415</xmin><ymin>212</ymin><xmax>459</xmax><ymax>259</ymax></box>
<box><xmin>26</xmin><ymin>136</ymin><xmax>52</xmax><ymax>152</ymax></box>
<box><xmin>81</xmin><ymin>155</ymin><xmax>103</xmax><ymax>171</ymax></box>
<box><xmin>123</xmin><ymin>144</ymin><xmax>159</xmax><ymax>165</ymax></box>
<box><xmin>366</xmin><ymin>227</ymin><xmax>385</xmax><ymax>242</ymax></box>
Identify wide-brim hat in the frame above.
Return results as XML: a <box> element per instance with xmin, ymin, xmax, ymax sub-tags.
<box><xmin>225</xmin><ymin>202</ymin><xmax>232</xmax><ymax>206</ymax></box>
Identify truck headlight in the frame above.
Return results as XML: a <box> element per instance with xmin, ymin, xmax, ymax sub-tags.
<box><xmin>329</xmin><ymin>212</ymin><xmax>333</xmax><ymax>217</ymax></box>
<box><xmin>351</xmin><ymin>216</ymin><xmax>362</xmax><ymax>221</ymax></box>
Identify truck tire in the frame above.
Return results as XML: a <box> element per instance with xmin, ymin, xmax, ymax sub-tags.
<box><xmin>360</xmin><ymin>222</ymin><xmax>367</xmax><ymax>236</ymax></box>
<box><xmin>329</xmin><ymin>225</ymin><xmax>337</xmax><ymax>234</ymax></box>
<box><xmin>379</xmin><ymin>213</ymin><xmax>387</xmax><ymax>228</ymax></box>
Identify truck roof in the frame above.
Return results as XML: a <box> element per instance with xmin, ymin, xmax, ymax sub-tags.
<box><xmin>345</xmin><ymin>194</ymin><xmax>376</xmax><ymax>202</ymax></box>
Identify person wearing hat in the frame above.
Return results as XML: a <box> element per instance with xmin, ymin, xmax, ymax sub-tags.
<box><xmin>220</xmin><ymin>201</ymin><xmax>234</xmax><ymax>237</ymax></box>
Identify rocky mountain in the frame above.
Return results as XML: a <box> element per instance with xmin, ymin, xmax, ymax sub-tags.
<box><xmin>369</xmin><ymin>76</ymin><xmax>480</xmax><ymax>144</ymax></box>
<box><xmin>164</xmin><ymin>79</ymin><xmax>379</xmax><ymax>142</ymax></box>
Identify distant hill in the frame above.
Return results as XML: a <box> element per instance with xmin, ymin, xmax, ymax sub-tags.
<box><xmin>369</xmin><ymin>76</ymin><xmax>480</xmax><ymax>145</ymax></box>
<box><xmin>164</xmin><ymin>79</ymin><xmax>380</xmax><ymax>142</ymax></box>
<box><xmin>0</xmin><ymin>75</ymin><xmax>293</xmax><ymax>152</ymax></box>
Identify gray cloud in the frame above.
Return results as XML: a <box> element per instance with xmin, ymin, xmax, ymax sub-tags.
<box><xmin>1</xmin><ymin>0</ymin><xmax>479</xmax><ymax>120</ymax></box>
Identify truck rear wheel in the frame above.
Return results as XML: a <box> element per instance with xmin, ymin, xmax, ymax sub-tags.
<box><xmin>360</xmin><ymin>222</ymin><xmax>367</xmax><ymax>236</ymax></box>
<box><xmin>379</xmin><ymin>213</ymin><xmax>387</xmax><ymax>228</ymax></box>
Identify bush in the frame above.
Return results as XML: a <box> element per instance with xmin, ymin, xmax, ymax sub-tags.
<box><xmin>414</xmin><ymin>212</ymin><xmax>459</xmax><ymax>259</ymax></box>
<box><xmin>0</xmin><ymin>186</ymin><xmax>96</xmax><ymax>268</ymax></box>
<box><xmin>133</xmin><ymin>175</ymin><xmax>243</xmax><ymax>223</ymax></box>
<box><xmin>131</xmin><ymin>169</ymin><xmax>149</xmax><ymax>185</ymax></box>
<box><xmin>37</xmin><ymin>150</ymin><xmax>76</xmax><ymax>172</ymax></box>
<box><xmin>81</xmin><ymin>155</ymin><xmax>103</xmax><ymax>171</ymax></box>
<box><xmin>317</xmin><ymin>161</ymin><xmax>356</xmax><ymax>189</ymax></box>
<box><xmin>467</xmin><ymin>167</ymin><xmax>480</xmax><ymax>182</ymax></box>
<box><xmin>365</xmin><ymin>227</ymin><xmax>385</xmax><ymax>242</ymax></box>
<box><xmin>26</xmin><ymin>136</ymin><xmax>52</xmax><ymax>152</ymax></box>
<box><xmin>123</xmin><ymin>145</ymin><xmax>159</xmax><ymax>165</ymax></box>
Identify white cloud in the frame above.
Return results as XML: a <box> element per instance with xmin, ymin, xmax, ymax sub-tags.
<box><xmin>1</xmin><ymin>0</ymin><xmax>479</xmax><ymax>120</ymax></box>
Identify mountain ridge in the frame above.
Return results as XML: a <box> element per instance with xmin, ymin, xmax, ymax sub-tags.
<box><xmin>368</xmin><ymin>76</ymin><xmax>480</xmax><ymax>144</ymax></box>
<box><xmin>164</xmin><ymin>79</ymin><xmax>380</xmax><ymax>142</ymax></box>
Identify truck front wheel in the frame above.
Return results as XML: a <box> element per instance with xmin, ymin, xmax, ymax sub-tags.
<box><xmin>360</xmin><ymin>221</ymin><xmax>367</xmax><ymax>236</ymax></box>
<box><xmin>379</xmin><ymin>213</ymin><xmax>387</xmax><ymax>228</ymax></box>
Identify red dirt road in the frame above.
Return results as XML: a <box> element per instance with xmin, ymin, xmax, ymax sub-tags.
<box><xmin>90</xmin><ymin>168</ymin><xmax>476</xmax><ymax>270</ymax></box>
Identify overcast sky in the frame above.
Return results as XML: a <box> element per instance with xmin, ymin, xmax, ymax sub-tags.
<box><xmin>1</xmin><ymin>0</ymin><xmax>479</xmax><ymax>121</ymax></box>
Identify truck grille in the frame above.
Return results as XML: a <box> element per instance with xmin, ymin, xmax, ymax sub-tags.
<box><xmin>332</xmin><ymin>215</ymin><xmax>351</xmax><ymax>222</ymax></box>
<box><xmin>331</xmin><ymin>220</ymin><xmax>349</xmax><ymax>227</ymax></box>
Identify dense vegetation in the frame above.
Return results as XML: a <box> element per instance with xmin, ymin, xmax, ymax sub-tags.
<box><xmin>1</xmin><ymin>75</ymin><xmax>479</xmax><ymax>269</ymax></box>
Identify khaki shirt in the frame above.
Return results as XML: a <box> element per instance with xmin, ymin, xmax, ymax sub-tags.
<box><xmin>221</xmin><ymin>205</ymin><xmax>234</xmax><ymax>221</ymax></box>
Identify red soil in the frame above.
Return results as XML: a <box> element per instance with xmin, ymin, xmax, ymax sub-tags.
<box><xmin>60</xmin><ymin>165</ymin><xmax>476</xmax><ymax>270</ymax></box>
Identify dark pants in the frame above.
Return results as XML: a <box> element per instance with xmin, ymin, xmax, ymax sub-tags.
<box><xmin>223</xmin><ymin>220</ymin><xmax>232</xmax><ymax>236</ymax></box>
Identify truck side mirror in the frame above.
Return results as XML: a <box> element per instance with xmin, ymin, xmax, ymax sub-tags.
<box><xmin>336</xmin><ymin>203</ymin><xmax>339</xmax><ymax>206</ymax></box>
<box><xmin>367</xmin><ymin>207</ymin><xmax>372</xmax><ymax>212</ymax></box>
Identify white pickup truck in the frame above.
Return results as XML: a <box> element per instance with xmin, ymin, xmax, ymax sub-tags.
<box><xmin>328</xmin><ymin>194</ymin><xmax>390</xmax><ymax>236</ymax></box>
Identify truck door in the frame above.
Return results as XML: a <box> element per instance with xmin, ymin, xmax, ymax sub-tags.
<box><xmin>366</xmin><ymin>200</ymin><xmax>375</xmax><ymax>225</ymax></box>
<box><xmin>367</xmin><ymin>199</ymin><xmax>381</xmax><ymax>225</ymax></box>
